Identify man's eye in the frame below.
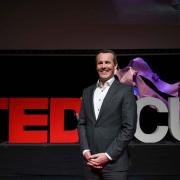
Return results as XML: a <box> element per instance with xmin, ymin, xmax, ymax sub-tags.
<box><xmin>105</xmin><ymin>61</ymin><xmax>110</xmax><ymax>64</ymax></box>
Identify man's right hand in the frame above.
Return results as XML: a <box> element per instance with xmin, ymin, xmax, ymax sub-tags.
<box><xmin>83</xmin><ymin>151</ymin><xmax>91</xmax><ymax>161</ymax></box>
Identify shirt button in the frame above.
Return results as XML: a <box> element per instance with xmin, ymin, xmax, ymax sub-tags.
<box><xmin>99</xmin><ymin>99</ymin><xmax>101</xmax><ymax>101</ymax></box>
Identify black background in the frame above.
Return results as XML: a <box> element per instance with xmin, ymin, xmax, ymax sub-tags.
<box><xmin>0</xmin><ymin>50</ymin><xmax>179</xmax><ymax>97</ymax></box>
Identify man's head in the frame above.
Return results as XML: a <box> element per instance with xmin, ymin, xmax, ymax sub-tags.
<box><xmin>96</xmin><ymin>49</ymin><xmax>118</xmax><ymax>83</ymax></box>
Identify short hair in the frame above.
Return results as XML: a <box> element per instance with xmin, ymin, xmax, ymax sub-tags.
<box><xmin>95</xmin><ymin>49</ymin><xmax>118</xmax><ymax>65</ymax></box>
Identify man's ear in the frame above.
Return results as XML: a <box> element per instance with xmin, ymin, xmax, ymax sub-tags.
<box><xmin>114</xmin><ymin>65</ymin><xmax>118</xmax><ymax>75</ymax></box>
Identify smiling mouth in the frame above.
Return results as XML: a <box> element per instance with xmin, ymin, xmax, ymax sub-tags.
<box><xmin>100</xmin><ymin>69</ymin><xmax>109</xmax><ymax>72</ymax></box>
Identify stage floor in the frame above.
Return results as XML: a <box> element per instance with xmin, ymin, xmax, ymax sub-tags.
<box><xmin>0</xmin><ymin>140</ymin><xmax>180</xmax><ymax>177</ymax></box>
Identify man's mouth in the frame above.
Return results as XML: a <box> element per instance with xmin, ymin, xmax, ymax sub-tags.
<box><xmin>100</xmin><ymin>69</ymin><xmax>109</xmax><ymax>73</ymax></box>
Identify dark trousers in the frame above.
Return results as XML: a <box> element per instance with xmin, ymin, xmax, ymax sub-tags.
<box><xmin>84</xmin><ymin>167</ymin><xmax>128</xmax><ymax>180</ymax></box>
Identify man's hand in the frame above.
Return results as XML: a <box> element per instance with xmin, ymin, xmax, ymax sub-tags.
<box><xmin>83</xmin><ymin>151</ymin><xmax>91</xmax><ymax>161</ymax></box>
<box><xmin>87</xmin><ymin>153</ymin><xmax>109</xmax><ymax>168</ymax></box>
<box><xmin>84</xmin><ymin>151</ymin><xmax>102</xmax><ymax>169</ymax></box>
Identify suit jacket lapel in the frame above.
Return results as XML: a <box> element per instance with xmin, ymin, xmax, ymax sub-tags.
<box><xmin>89</xmin><ymin>84</ymin><xmax>96</xmax><ymax>123</ymax></box>
<box><xmin>96</xmin><ymin>80</ymin><xmax>119</xmax><ymax>123</ymax></box>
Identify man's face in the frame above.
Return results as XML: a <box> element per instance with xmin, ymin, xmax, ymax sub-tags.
<box><xmin>96</xmin><ymin>53</ymin><xmax>117</xmax><ymax>82</ymax></box>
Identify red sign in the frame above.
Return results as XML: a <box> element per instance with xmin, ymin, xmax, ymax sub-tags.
<box><xmin>0</xmin><ymin>98</ymin><xmax>81</xmax><ymax>143</ymax></box>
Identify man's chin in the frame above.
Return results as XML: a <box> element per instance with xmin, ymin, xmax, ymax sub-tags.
<box><xmin>100</xmin><ymin>76</ymin><xmax>110</xmax><ymax>82</ymax></box>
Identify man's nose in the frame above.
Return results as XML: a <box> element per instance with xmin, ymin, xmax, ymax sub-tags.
<box><xmin>102</xmin><ymin>63</ymin><xmax>106</xmax><ymax>68</ymax></box>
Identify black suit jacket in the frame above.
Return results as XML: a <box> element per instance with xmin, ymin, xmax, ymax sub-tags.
<box><xmin>78</xmin><ymin>80</ymin><xmax>137</xmax><ymax>171</ymax></box>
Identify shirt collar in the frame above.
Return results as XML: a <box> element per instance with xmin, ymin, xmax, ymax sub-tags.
<box><xmin>96</xmin><ymin>76</ymin><xmax>115</xmax><ymax>88</ymax></box>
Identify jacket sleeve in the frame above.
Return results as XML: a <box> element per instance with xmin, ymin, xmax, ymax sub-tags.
<box><xmin>77</xmin><ymin>89</ymin><xmax>90</xmax><ymax>152</ymax></box>
<box><xmin>106</xmin><ymin>86</ymin><xmax>137</xmax><ymax>160</ymax></box>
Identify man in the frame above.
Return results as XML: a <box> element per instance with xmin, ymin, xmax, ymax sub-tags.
<box><xmin>78</xmin><ymin>49</ymin><xmax>137</xmax><ymax>180</ymax></box>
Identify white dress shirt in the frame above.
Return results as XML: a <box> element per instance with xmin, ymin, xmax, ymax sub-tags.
<box><xmin>93</xmin><ymin>76</ymin><xmax>115</xmax><ymax>120</ymax></box>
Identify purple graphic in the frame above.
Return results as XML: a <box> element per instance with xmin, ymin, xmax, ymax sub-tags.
<box><xmin>115</xmin><ymin>57</ymin><xmax>180</xmax><ymax>107</ymax></box>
